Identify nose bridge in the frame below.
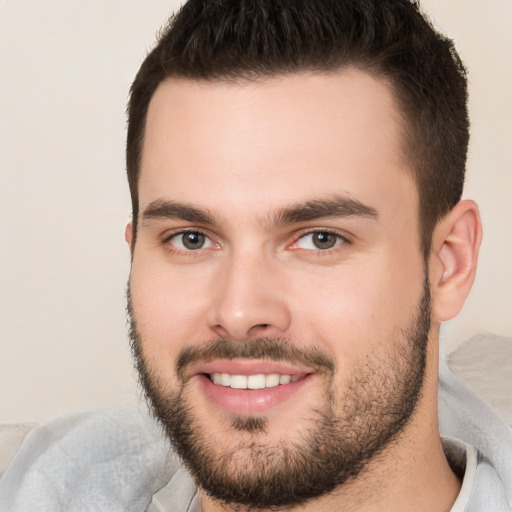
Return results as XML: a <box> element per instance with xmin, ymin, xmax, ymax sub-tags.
<box><xmin>209</xmin><ymin>248</ymin><xmax>291</xmax><ymax>340</ymax></box>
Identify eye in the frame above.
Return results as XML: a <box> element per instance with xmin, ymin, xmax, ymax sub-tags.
<box><xmin>168</xmin><ymin>231</ymin><xmax>216</xmax><ymax>251</ymax></box>
<box><xmin>294</xmin><ymin>231</ymin><xmax>345</xmax><ymax>250</ymax></box>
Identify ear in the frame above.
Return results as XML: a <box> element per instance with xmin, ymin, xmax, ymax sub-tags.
<box><xmin>429</xmin><ymin>200</ymin><xmax>482</xmax><ymax>322</ymax></box>
<box><xmin>125</xmin><ymin>218</ymin><xmax>134</xmax><ymax>251</ymax></box>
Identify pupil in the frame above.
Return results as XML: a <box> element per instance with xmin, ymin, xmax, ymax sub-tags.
<box><xmin>183</xmin><ymin>232</ymin><xmax>205</xmax><ymax>250</ymax></box>
<box><xmin>313</xmin><ymin>232</ymin><xmax>336</xmax><ymax>249</ymax></box>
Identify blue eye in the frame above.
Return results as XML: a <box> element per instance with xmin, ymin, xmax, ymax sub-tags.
<box><xmin>295</xmin><ymin>231</ymin><xmax>344</xmax><ymax>250</ymax></box>
<box><xmin>169</xmin><ymin>231</ymin><xmax>214</xmax><ymax>251</ymax></box>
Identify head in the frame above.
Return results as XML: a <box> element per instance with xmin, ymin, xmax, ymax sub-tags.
<box><xmin>127</xmin><ymin>0</ymin><xmax>469</xmax><ymax>257</ymax></box>
<box><xmin>125</xmin><ymin>1</ymin><xmax>481</xmax><ymax>509</ymax></box>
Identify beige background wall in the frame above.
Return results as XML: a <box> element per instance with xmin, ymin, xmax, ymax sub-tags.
<box><xmin>1</xmin><ymin>0</ymin><xmax>511</xmax><ymax>424</ymax></box>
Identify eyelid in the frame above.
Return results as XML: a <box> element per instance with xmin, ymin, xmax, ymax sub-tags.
<box><xmin>288</xmin><ymin>228</ymin><xmax>352</xmax><ymax>251</ymax></box>
<box><xmin>162</xmin><ymin>228</ymin><xmax>220</xmax><ymax>253</ymax></box>
<box><xmin>159</xmin><ymin>226</ymin><xmax>352</xmax><ymax>254</ymax></box>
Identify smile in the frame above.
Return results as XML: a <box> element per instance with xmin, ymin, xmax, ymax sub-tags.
<box><xmin>197</xmin><ymin>363</ymin><xmax>315</xmax><ymax>415</ymax></box>
<box><xmin>209</xmin><ymin>373</ymin><xmax>305</xmax><ymax>389</ymax></box>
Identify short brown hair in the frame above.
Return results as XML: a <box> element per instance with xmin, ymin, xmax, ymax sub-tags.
<box><xmin>127</xmin><ymin>0</ymin><xmax>468</xmax><ymax>255</ymax></box>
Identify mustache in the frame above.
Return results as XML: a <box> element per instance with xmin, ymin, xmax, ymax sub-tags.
<box><xmin>176</xmin><ymin>337</ymin><xmax>336</xmax><ymax>380</ymax></box>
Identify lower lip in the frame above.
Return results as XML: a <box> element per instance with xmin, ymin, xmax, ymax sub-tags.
<box><xmin>197</xmin><ymin>374</ymin><xmax>313</xmax><ymax>416</ymax></box>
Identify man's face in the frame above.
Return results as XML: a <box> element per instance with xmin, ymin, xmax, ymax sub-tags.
<box><xmin>128</xmin><ymin>70</ymin><xmax>430</xmax><ymax>507</ymax></box>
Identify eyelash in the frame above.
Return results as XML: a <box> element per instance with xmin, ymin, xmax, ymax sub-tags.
<box><xmin>162</xmin><ymin>228</ymin><xmax>351</xmax><ymax>255</ymax></box>
<box><xmin>290</xmin><ymin>229</ymin><xmax>350</xmax><ymax>253</ymax></box>
<box><xmin>163</xmin><ymin>229</ymin><xmax>219</xmax><ymax>254</ymax></box>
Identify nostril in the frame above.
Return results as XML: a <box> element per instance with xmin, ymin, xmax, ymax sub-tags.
<box><xmin>248</xmin><ymin>323</ymin><xmax>270</xmax><ymax>336</ymax></box>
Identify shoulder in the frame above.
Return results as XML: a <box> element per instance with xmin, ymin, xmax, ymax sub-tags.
<box><xmin>0</xmin><ymin>406</ymin><xmax>183</xmax><ymax>512</ymax></box>
<box><xmin>0</xmin><ymin>423</ymin><xmax>37</xmax><ymax>477</ymax></box>
<box><xmin>439</xmin><ymin>343</ymin><xmax>512</xmax><ymax>510</ymax></box>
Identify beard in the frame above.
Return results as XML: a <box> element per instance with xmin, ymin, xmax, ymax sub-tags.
<box><xmin>128</xmin><ymin>276</ymin><xmax>431</xmax><ymax>510</ymax></box>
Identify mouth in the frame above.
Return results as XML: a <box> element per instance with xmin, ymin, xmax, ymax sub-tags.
<box><xmin>192</xmin><ymin>361</ymin><xmax>314</xmax><ymax>416</ymax></box>
<box><xmin>208</xmin><ymin>372</ymin><xmax>306</xmax><ymax>389</ymax></box>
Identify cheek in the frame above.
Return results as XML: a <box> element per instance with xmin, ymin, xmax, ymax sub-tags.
<box><xmin>287</xmin><ymin>257</ymin><xmax>424</xmax><ymax>363</ymax></box>
<box><xmin>129</xmin><ymin>258</ymin><xmax>213</xmax><ymax>359</ymax></box>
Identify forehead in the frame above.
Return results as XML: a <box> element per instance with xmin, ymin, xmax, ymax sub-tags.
<box><xmin>139</xmin><ymin>70</ymin><xmax>416</xmax><ymax>223</ymax></box>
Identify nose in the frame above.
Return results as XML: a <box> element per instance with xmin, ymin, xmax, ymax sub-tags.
<box><xmin>207</xmin><ymin>252</ymin><xmax>291</xmax><ymax>341</ymax></box>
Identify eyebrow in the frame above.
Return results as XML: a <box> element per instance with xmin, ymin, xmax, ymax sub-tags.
<box><xmin>272</xmin><ymin>195</ymin><xmax>378</xmax><ymax>226</ymax></box>
<box><xmin>141</xmin><ymin>195</ymin><xmax>378</xmax><ymax>228</ymax></box>
<box><xmin>141</xmin><ymin>199</ymin><xmax>217</xmax><ymax>226</ymax></box>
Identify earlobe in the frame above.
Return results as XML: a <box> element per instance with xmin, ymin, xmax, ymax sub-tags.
<box><xmin>430</xmin><ymin>200</ymin><xmax>482</xmax><ymax>322</ymax></box>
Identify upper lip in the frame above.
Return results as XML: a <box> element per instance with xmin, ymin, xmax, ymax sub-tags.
<box><xmin>191</xmin><ymin>359</ymin><xmax>315</xmax><ymax>377</ymax></box>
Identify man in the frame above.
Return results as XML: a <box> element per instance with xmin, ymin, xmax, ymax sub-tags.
<box><xmin>1</xmin><ymin>0</ymin><xmax>511</xmax><ymax>511</ymax></box>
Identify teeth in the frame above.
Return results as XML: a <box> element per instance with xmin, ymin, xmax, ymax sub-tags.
<box><xmin>210</xmin><ymin>372</ymin><xmax>303</xmax><ymax>389</ymax></box>
<box><xmin>247</xmin><ymin>374</ymin><xmax>266</xmax><ymax>389</ymax></box>
<box><xmin>279</xmin><ymin>375</ymin><xmax>291</xmax><ymax>384</ymax></box>
<box><xmin>265</xmin><ymin>373</ymin><xmax>280</xmax><ymax>387</ymax></box>
<box><xmin>230</xmin><ymin>375</ymin><xmax>247</xmax><ymax>389</ymax></box>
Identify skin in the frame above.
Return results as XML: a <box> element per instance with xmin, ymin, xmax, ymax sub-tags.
<box><xmin>126</xmin><ymin>69</ymin><xmax>482</xmax><ymax>511</ymax></box>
